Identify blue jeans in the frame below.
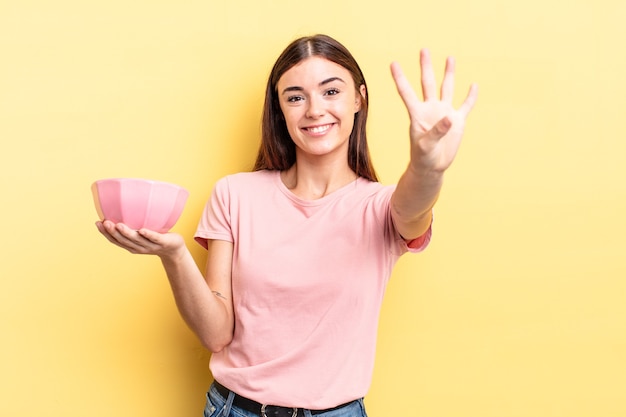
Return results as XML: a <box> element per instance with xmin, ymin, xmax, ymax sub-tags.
<box><xmin>203</xmin><ymin>382</ymin><xmax>368</xmax><ymax>417</ymax></box>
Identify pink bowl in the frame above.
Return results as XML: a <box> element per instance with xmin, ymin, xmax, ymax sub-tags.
<box><xmin>92</xmin><ymin>178</ymin><xmax>189</xmax><ymax>233</ymax></box>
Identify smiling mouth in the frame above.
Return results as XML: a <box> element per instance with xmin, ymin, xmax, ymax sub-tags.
<box><xmin>304</xmin><ymin>123</ymin><xmax>333</xmax><ymax>134</ymax></box>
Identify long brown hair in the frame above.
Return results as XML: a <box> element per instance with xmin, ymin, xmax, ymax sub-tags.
<box><xmin>253</xmin><ymin>34</ymin><xmax>378</xmax><ymax>182</ymax></box>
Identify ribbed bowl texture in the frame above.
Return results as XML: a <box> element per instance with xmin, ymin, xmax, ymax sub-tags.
<box><xmin>92</xmin><ymin>178</ymin><xmax>189</xmax><ymax>233</ymax></box>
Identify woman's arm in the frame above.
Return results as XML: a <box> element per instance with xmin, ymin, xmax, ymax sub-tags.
<box><xmin>96</xmin><ymin>221</ymin><xmax>234</xmax><ymax>352</ymax></box>
<box><xmin>389</xmin><ymin>49</ymin><xmax>478</xmax><ymax>240</ymax></box>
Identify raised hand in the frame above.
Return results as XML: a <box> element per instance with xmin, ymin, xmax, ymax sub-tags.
<box><xmin>390</xmin><ymin>49</ymin><xmax>478</xmax><ymax>173</ymax></box>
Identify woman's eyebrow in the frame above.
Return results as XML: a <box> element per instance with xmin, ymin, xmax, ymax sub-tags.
<box><xmin>281</xmin><ymin>77</ymin><xmax>347</xmax><ymax>95</ymax></box>
<box><xmin>320</xmin><ymin>76</ymin><xmax>346</xmax><ymax>86</ymax></box>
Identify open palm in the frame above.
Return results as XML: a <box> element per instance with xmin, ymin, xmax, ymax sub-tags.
<box><xmin>391</xmin><ymin>49</ymin><xmax>478</xmax><ymax>173</ymax></box>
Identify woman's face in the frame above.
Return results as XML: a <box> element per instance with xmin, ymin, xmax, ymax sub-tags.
<box><xmin>276</xmin><ymin>56</ymin><xmax>365</xmax><ymax>162</ymax></box>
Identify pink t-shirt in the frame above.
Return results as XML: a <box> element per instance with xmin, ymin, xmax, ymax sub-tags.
<box><xmin>194</xmin><ymin>170</ymin><xmax>430</xmax><ymax>409</ymax></box>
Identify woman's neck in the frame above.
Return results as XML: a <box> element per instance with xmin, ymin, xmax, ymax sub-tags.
<box><xmin>280</xmin><ymin>160</ymin><xmax>357</xmax><ymax>200</ymax></box>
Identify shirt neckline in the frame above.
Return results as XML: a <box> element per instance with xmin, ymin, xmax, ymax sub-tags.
<box><xmin>272</xmin><ymin>170</ymin><xmax>364</xmax><ymax>207</ymax></box>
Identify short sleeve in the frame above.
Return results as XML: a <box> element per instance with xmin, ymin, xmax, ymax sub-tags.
<box><xmin>405</xmin><ymin>221</ymin><xmax>432</xmax><ymax>253</ymax></box>
<box><xmin>194</xmin><ymin>177</ymin><xmax>234</xmax><ymax>249</ymax></box>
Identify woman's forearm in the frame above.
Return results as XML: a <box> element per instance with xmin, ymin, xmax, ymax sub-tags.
<box><xmin>391</xmin><ymin>163</ymin><xmax>443</xmax><ymax>240</ymax></box>
<box><xmin>159</xmin><ymin>245</ymin><xmax>234</xmax><ymax>353</ymax></box>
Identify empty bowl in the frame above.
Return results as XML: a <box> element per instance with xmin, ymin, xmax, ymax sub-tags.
<box><xmin>92</xmin><ymin>178</ymin><xmax>189</xmax><ymax>233</ymax></box>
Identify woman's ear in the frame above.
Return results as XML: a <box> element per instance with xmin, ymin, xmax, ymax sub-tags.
<box><xmin>355</xmin><ymin>84</ymin><xmax>367</xmax><ymax>112</ymax></box>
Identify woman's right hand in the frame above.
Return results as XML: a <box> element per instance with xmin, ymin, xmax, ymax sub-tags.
<box><xmin>96</xmin><ymin>220</ymin><xmax>186</xmax><ymax>261</ymax></box>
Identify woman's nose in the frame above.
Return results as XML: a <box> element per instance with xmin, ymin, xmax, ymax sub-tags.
<box><xmin>305</xmin><ymin>95</ymin><xmax>325</xmax><ymax>118</ymax></box>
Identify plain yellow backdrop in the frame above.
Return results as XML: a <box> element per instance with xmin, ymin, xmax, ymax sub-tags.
<box><xmin>1</xmin><ymin>0</ymin><xmax>625</xmax><ymax>416</ymax></box>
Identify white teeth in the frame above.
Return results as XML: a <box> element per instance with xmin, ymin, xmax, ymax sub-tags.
<box><xmin>307</xmin><ymin>124</ymin><xmax>331</xmax><ymax>134</ymax></box>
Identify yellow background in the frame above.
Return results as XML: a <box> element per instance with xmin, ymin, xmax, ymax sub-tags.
<box><xmin>1</xmin><ymin>0</ymin><xmax>625</xmax><ymax>416</ymax></box>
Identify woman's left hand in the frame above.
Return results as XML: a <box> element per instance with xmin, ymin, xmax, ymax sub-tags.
<box><xmin>391</xmin><ymin>49</ymin><xmax>478</xmax><ymax>173</ymax></box>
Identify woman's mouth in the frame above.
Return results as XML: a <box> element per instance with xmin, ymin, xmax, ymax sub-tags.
<box><xmin>304</xmin><ymin>123</ymin><xmax>333</xmax><ymax>135</ymax></box>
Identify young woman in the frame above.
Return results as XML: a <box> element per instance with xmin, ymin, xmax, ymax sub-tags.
<box><xmin>97</xmin><ymin>34</ymin><xmax>477</xmax><ymax>417</ymax></box>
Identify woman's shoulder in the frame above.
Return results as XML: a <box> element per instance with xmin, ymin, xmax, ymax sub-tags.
<box><xmin>215</xmin><ymin>170</ymin><xmax>277</xmax><ymax>192</ymax></box>
<box><xmin>355</xmin><ymin>177</ymin><xmax>395</xmax><ymax>198</ymax></box>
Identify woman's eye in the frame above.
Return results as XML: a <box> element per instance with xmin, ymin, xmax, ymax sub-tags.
<box><xmin>325</xmin><ymin>88</ymin><xmax>340</xmax><ymax>96</ymax></box>
<box><xmin>287</xmin><ymin>95</ymin><xmax>304</xmax><ymax>103</ymax></box>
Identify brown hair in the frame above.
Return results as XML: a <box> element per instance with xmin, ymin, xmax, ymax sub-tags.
<box><xmin>253</xmin><ymin>34</ymin><xmax>378</xmax><ymax>182</ymax></box>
